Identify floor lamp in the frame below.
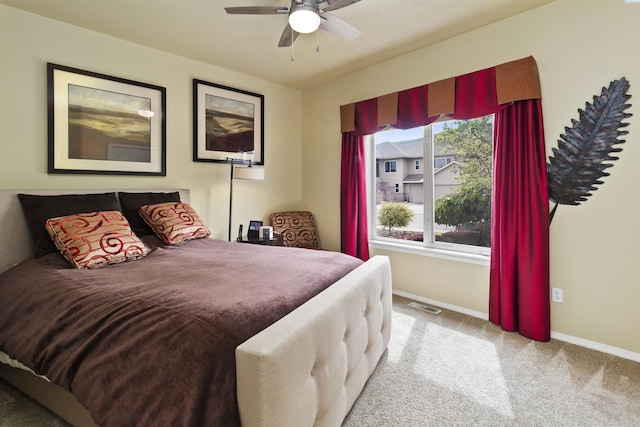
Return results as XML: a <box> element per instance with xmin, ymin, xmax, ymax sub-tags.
<box><xmin>227</xmin><ymin>158</ymin><xmax>265</xmax><ymax>241</ymax></box>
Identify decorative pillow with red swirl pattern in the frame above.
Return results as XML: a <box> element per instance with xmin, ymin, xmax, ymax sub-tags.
<box><xmin>138</xmin><ymin>202</ymin><xmax>211</xmax><ymax>245</ymax></box>
<box><xmin>45</xmin><ymin>211</ymin><xmax>149</xmax><ymax>269</ymax></box>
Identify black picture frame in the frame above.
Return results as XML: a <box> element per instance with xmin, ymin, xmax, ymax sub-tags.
<box><xmin>47</xmin><ymin>63</ymin><xmax>166</xmax><ymax>176</ymax></box>
<box><xmin>247</xmin><ymin>220</ymin><xmax>263</xmax><ymax>239</ymax></box>
<box><xmin>193</xmin><ymin>79</ymin><xmax>264</xmax><ymax>165</ymax></box>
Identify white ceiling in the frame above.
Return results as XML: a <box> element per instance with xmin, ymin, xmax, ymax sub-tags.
<box><xmin>1</xmin><ymin>0</ymin><xmax>554</xmax><ymax>89</ymax></box>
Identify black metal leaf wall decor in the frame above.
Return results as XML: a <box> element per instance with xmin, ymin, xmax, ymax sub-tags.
<box><xmin>547</xmin><ymin>77</ymin><xmax>632</xmax><ymax>222</ymax></box>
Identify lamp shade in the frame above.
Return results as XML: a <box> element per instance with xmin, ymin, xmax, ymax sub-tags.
<box><xmin>234</xmin><ymin>165</ymin><xmax>264</xmax><ymax>181</ymax></box>
<box><xmin>288</xmin><ymin>5</ymin><xmax>320</xmax><ymax>34</ymax></box>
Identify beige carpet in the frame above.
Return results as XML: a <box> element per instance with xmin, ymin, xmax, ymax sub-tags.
<box><xmin>0</xmin><ymin>379</ymin><xmax>69</xmax><ymax>427</ymax></box>
<box><xmin>343</xmin><ymin>295</ymin><xmax>640</xmax><ymax>426</ymax></box>
<box><xmin>1</xmin><ymin>295</ymin><xmax>639</xmax><ymax>426</ymax></box>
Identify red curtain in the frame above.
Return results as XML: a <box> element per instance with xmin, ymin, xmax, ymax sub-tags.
<box><xmin>340</xmin><ymin>132</ymin><xmax>370</xmax><ymax>260</ymax></box>
<box><xmin>396</xmin><ymin>85</ymin><xmax>437</xmax><ymax>129</ymax></box>
<box><xmin>339</xmin><ymin>61</ymin><xmax>550</xmax><ymax>341</ymax></box>
<box><xmin>490</xmin><ymin>99</ymin><xmax>550</xmax><ymax>341</ymax></box>
<box><xmin>354</xmin><ymin>98</ymin><xmax>384</xmax><ymax>136</ymax></box>
<box><xmin>448</xmin><ymin>67</ymin><xmax>507</xmax><ymax>120</ymax></box>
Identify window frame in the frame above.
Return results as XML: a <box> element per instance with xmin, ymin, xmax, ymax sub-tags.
<box><xmin>384</xmin><ymin>160</ymin><xmax>397</xmax><ymax>173</ymax></box>
<box><xmin>367</xmin><ymin>120</ymin><xmax>491</xmax><ymax>266</ymax></box>
<box><xmin>434</xmin><ymin>156</ymin><xmax>454</xmax><ymax>169</ymax></box>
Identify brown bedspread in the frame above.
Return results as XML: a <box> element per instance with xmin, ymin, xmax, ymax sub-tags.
<box><xmin>0</xmin><ymin>237</ymin><xmax>362</xmax><ymax>426</ymax></box>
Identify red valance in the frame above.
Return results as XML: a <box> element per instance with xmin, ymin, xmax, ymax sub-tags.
<box><xmin>340</xmin><ymin>56</ymin><xmax>541</xmax><ymax>135</ymax></box>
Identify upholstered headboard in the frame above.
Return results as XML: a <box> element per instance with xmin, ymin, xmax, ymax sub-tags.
<box><xmin>0</xmin><ymin>189</ymin><xmax>190</xmax><ymax>274</ymax></box>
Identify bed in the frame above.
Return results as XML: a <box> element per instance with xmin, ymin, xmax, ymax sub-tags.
<box><xmin>0</xmin><ymin>189</ymin><xmax>392</xmax><ymax>427</ymax></box>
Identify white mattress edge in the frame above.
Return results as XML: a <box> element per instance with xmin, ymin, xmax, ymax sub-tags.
<box><xmin>0</xmin><ymin>350</ymin><xmax>51</xmax><ymax>381</ymax></box>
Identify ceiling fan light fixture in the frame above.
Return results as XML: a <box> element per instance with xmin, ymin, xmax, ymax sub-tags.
<box><xmin>288</xmin><ymin>5</ymin><xmax>320</xmax><ymax>34</ymax></box>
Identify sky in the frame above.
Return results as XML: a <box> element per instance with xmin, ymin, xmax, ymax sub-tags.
<box><xmin>68</xmin><ymin>84</ymin><xmax>150</xmax><ymax>114</ymax></box>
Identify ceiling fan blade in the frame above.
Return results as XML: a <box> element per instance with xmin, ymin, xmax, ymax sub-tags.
<box><xmin>278</xmin><ymin>23</ymin><xmax>300</xmax><ymax>47</ymax></box>
<box><xmin>317</xmin><ymin>0</ymin><xmax>361</xmax><ymax>12</ymax></box>
<box><xmin>224</xmin><ymin>6</ymin><xmax>289</xmax><ymax>15</ymax></box>
<box><xmin>319</xmin><ymin>12</ymin><xmax>361</xmax><ymax>41</ymax></box>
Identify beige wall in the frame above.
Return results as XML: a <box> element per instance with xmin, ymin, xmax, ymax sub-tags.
<box><xmin>0</xmin><ymin>5</ymin><xmax>303</xmax><ymax>241</ymax></box>
<box><xmin>302</xmin><ymin>0</ymin><xmax>640</xmax><ymax>355</ymax></box>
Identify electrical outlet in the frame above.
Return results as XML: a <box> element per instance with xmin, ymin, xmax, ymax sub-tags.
<box><xmin>551</xmin><ymin>287</ymin><xmax>563</xmax><ymax>303</ymax></box>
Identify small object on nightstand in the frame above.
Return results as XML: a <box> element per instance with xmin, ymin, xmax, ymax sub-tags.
<box><xmin>237</xmin><ymin>224</ymin><xmax>243</xmax><ymax>241</ymax></box>
<box><xmin>260</xmin><ymin>226</ymin><xmax>273</xmax><ymax>240</ymax></box>
<box><xmin>247</xmin><ymin>220</ymin><xmax>262</xmax><ymax>239</ymax></box>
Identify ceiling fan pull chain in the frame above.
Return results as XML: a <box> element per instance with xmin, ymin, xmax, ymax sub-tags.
<box><xmin>316</xmin><ymin>27</ymin><xmax>320</xmax><ymax>52</ymax></box>
<box><xmin>290</xmin><ymin>27</ymin><xmax>295</xmax><ymax>61</ymax></box>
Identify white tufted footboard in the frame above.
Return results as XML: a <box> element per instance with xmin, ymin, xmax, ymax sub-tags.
<box><xmin>236</xmin><ymin>255</ymin><xmax>392</xmax><ymax>427</ymax></box>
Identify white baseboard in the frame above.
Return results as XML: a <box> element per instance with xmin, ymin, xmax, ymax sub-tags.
<box><xmin>393</xmin><ymin>289</ymin><xmax>640</xmax><ymax>363</ymax></box>
<box><xmin>393</xmin><ymin>289</ymin><xmax>489</xmax><ymax>320</ymax></box>
<box><xmin>548</xmin><ymin>331</ymin><xmax>640</xmax><ymax>363</ymax></box>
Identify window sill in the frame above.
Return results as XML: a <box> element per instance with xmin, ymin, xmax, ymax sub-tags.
<box><xmin>369</xmin><ymin>239</ymin><xmax>490</xmax><ymax>266</ymax></box>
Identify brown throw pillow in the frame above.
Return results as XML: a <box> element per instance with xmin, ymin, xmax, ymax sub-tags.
<box><xmin>139</xmin><ymin>202</ymin><xmax>211</xmax><ymax>245</ymax></box>
<box><xmin>45</xmin><ymin>211</ymin><xmax>149</xmax><ymax>269</ymax></box>
<box><xmin>118</xmin><ymin>191</ymin><xmax>181</xmax><ymax>237</ymax></box>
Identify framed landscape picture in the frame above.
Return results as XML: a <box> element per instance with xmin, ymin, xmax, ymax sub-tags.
<box><xmin>47</xmin><ymin>63</ymin><xmax>166</xmax><ymax>175</ymax></box>
<box><xmin>193</xmin><ymin>79</ymin><xmax>264</xmax><ymax>165</ymax></box>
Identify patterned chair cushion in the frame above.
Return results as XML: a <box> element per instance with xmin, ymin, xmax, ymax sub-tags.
<box><xmin>139</xmin><ymin>202</ymin><xmax>211</xmax><ymax>245</ymax></box>
<box><xmin>45</xmin><ymin>211</ymin><xmax>149</xmax><ymax>269</ymax></box>
<box><xmin>269</xmin><ymin>211</ymin><xmax>320</xmax><ymax>249</ymax></box>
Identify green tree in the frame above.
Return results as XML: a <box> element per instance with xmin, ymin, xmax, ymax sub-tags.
<box><xmin>434</xmin><ymin>115</ymin><xmax>493</xmax><ymax>228</ymax></box>
<box><xmin>378</xmin><ymin>203</ymin><xmax>414</xmax><ymax>234</ymax></box>
<box><xmin>434</xmin><ymin>180</ymin><xmax>491</xmax><ymax>226</ymax></box>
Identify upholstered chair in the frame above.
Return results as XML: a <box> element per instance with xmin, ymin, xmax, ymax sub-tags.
<box><xmin>268</xmin><ymin>211</ymin><xmax>323</xmax><ymax>249</ymax></box>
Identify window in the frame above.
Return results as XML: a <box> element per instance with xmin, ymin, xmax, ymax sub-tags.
<box><xmin>434</xmin><ymin>156</ymin><xmax>453</xmax><ymax>169</ymax></box>
<box><xmin>384</xmin><ymin>161</ymin><xmax>396</xmax><ymax>173</ymax></box>
<box><xmin>370</xmin><ymin>115</ymin><xmax>493</xmax><ymax>258</ymax></box>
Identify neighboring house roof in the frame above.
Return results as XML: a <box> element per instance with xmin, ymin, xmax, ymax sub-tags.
<box><xmin>376</xmin><ymin>138</ymin><xmax>423</xmax><ymax>160</ymax></box>
<box><xmin>433</xmin><ymin>139</ymin><xmax>453</xmax><ymax>156</ymax></box>
<box><xmin>401</xmin><ymin>163</ymin><xmax>458</xmax><ymax>183</ymax></box>
<box><xmin>403</xmin><ymin>174</ymin><xmax>424</xmax><ymax>183</ymax></box>
<box><xmin>377</xmin><ymin>137</ymin><xmax>455</xmax><ymax>160</ymax></box>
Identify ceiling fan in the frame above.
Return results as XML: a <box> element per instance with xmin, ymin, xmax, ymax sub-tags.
<box><xmin>225</xmin><ymin>0</ymin><xmax>362</xmax><ymax>48</ymax></box>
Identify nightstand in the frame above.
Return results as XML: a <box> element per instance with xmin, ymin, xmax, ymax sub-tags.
<box><xmin>237</xmin><ymin>233</ymin><xmax>284</xmax><ymax>246</ymax></box>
